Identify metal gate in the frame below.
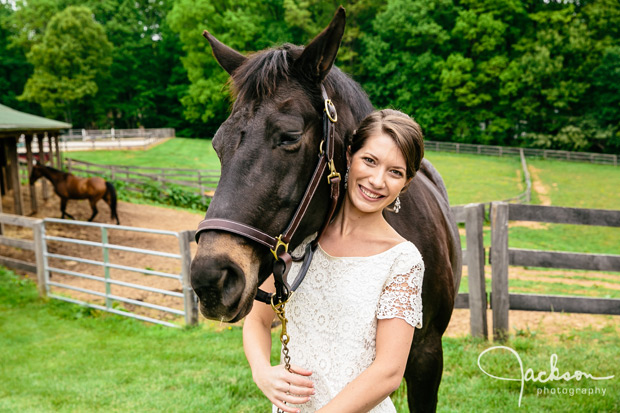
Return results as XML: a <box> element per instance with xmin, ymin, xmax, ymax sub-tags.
<box><xmin>40</xmin><ymin>218</ymin><xmax>197</xmax><ymax>328</ymax></box>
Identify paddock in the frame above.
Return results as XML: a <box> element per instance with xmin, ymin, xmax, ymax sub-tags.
<box><xmin>0</xmin><ymin>181</ymin><xmax>617</xmax><ymax>335</ymax></box>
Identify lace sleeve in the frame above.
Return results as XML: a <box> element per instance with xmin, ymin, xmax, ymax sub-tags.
<box><xmin>376</xmin><ymin>248</ymin><xmax>424</xmax><ymax>329</ymax></box>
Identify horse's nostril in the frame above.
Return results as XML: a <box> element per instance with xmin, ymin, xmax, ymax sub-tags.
<box><xmin>190</xmin><ymin>257</ymin><xmax>246</xmax><ymax>310</ymax></box>
<box><xmin>220</xmin><ymin>266</ymin><xmax>245</xmax><ymax>307</ymax></box>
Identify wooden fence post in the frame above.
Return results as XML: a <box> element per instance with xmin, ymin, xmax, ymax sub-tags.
<box><xmin>490</xmin><ymin>201</ymin><xmax>509</xmax><ymax>341</ymax></box>
<box><xmin>33</xmin><ymin>220</ymin><xmax>46</xmax><ymax>297</ymax></box>
<box><xmin>179</xmin><ymin>230</ymin><xmax>199</xmax><ymax>326</ymax></box>
<box><xmin>465</xmin><ymin>203</ymin><xmax>487</xmax><ymax>339</ymax></box>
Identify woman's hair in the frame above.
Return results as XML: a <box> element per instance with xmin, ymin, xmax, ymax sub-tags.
<box><xmin>349</xmin><ymin>109</ymin><xmax>424</xmax><ymax>180</ymax></box>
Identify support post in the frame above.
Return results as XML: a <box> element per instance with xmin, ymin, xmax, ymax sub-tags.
<box><xmin>490</xmin><ymin>202</ymin><xmax>509</xmax><ymax>341</ymax></box>
<box><xmin>179</xmin><ymin>230</ymin><xmax>199</xmax><ymax>326</ymax></box>
<box><xmin>54</xmin><ymin>133</ymin><xmax>61</xmax><ymax>169</ymax></box>
<box><xmin>102</xmin><ymin>227</ymin><xmax>112</xmax><ymax>309</ymax></box>
<box><xmin>47</xmin><ymin>132</ymin><xmax>55</xmax><ymax>168</ymax></box>
<box><xmin>33</xmin><ymin>220</ymin><xmax>46</xmax><ymax>297</ymax></box>
<box><xmin>36</xmin><ymin>134</ymin><xmax>49</xmax><ymax>200</ymax></box>
<box><xmin>7</xmin><ymin>136</ymin><xmax>23</xmax><ymax>215</ymax></box>
<box><xmin>465</xmin><ymin>203</ymin><xmax>487</xmax><ymax>339</ymax></box>
<box><xmin>25</xmin><ymin>134</ymin><xmax>37</xmax><ymax>214</ymax></box>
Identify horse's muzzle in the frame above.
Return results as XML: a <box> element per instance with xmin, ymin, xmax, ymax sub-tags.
<box><xmin>190</xmin><ymin>232</ymin><xmax>258</xmax><ymax>322</ymax></box>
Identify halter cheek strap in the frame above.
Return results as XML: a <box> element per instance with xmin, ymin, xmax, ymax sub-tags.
<box><xmin>194</xmin><ymin>85</ymin><xmax>340</xmax><ymax>305</ymax></box>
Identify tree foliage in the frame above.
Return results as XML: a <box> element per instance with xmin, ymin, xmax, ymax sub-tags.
<box><xmin>19</xmin><ymin>6</ymin><xmax>113</xmax><ymax>123</ymax></box>
<box><xmin>1</xmin><ymin>0</ymin><xmax>619</xmax><ymax>152</ymax></box>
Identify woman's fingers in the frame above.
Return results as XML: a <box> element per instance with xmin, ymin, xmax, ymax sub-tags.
<box><xmin>289</xmin><ymin>383</ymin><xmax>315</xmax><ymax>396</ymax></box>
<box><xmin>273</xmin><ymin>399</ymin><xmax>301</xmax><ymax>413</ymax></box>
<box><xmin>289</xmin><ymin>363</ymin><xmax>313</xmax><ymax>376</ymax></box>
<box><xmin>273</xmin><ymin>391</ymin><xmax>312</xmax><ymax>413</ymax></box>
<box><xmin>286</xmin><ymin>374</ymin><xmax>314</xmax><ymax>390</ymax></box>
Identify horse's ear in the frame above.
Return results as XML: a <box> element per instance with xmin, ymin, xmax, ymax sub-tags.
<box><xmin>203</xmin><ymin>30</ymin><xmax>247</xmax><ymax>75</ymax></box>
<box><xmin>295</xmin><ymin>6</ymin><xmax>346</xmax><ymax>83</ymax></box>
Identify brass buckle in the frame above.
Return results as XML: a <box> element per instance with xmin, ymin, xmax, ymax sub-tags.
<box><xmin>326</xmin><ymin>159</ymin><xmax>341</xmax><ymax>184</ymax></box>
<box><xmin>270</xmin><ymin>234</ymin><xmax>289</xmax><ymax>261</ymax></box>
<box><xmin>319</xmin><ymin>139</ymin><xmax>325</xmax><ymax>155</ymax></box>
<box><xmin>324</xmin><ymin>99</ymin><xmax>337</xmax><ymax>123</ymax></box>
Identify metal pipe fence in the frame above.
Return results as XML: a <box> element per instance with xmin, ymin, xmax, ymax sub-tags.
<box><xmin>41</xmin><ymin>218</ymin><xmax>198</xmax><ymax>328</ymax></box>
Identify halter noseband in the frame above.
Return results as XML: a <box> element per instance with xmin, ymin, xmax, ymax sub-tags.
<box><xmin>194</xmin><ymin>85</ymin><xmax>341</xmax><ymax>305</ymax></box>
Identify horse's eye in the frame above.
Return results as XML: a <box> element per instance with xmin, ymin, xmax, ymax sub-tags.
<box><xmin>279</xmin><ymin>132</ymin><xmax>302</xmax><ymax>146</ymax></box>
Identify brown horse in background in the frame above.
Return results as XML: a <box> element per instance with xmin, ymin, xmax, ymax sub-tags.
<box><xmin>30</xmin><ymin>163</ymin><xmax>120</xmax><ymax>224</ymax></box>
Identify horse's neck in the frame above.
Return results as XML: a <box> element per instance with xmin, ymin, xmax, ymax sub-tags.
<box><xmin>40</xmin><ymin>167</ymin><xmax>63</xmax><ymax>185</ymax></box>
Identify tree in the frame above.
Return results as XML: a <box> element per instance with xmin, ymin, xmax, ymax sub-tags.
<box><xmin>19</xmin><ymin>6</ymin><xmax>113</xmax><ymax>123</ymax></box>
<box><xmin>359</xmin><ymin>0</ymin><xmax>457</xmax><ymax>139</ymax></box>
<box><xmin>0</xmin><ymin>2</ymin><xmax>39</xmax><ymax>113</ymax></box>
<box><xmin>167</xmin><ymin>0</ymin><xmax>292</xmax><ymax>135</ymax></box>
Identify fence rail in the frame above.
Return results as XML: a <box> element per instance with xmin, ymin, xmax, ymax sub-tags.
<box><xmin>39</xmin><ymin>218</ymin><xmax>198</xmax><ymax>327</ymax></box>
<box><xmin>425</xmin><ymin>140</ymin><xmax>618</xmax><ymax>166</ymax></box>
<box><xmin>65</xmin><ymin>158</ymin><xmax>219</xmax><ymax>198</ymax></box>
<box><xmin>62</xmin><ymin>128</ymin><xmax>175</xmax><ymax>140</ymax></box>
<box><xmin>1</xmin><ymin>201</ymin><xmax>617</xmax><ymax>334</ymax></box>
<box><xmin>489</xmin><ymin>202</ymin><xmax>620</xmax><ymax>340</ymax></box>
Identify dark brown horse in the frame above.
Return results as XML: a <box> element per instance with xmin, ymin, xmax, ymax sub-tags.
<box><xmin>190</xmin><ymin>8</ymin><xmax>461</xmax><ymax>412</ymax></box>
<box><xmin>30</xmin><ymin>163</ymin><xmax>120</xmax><ymax>225</ymax></box>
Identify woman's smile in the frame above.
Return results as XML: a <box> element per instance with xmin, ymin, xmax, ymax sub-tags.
<box><xmin>358</xmin><ymin>185</ymin><xmax>385</xmax><ymax>201</ymax></box>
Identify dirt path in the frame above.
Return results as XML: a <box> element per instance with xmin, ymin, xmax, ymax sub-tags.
<box><xmin>529</xmin><ymin>165</ymin><xmax>552</xmax><ymax>205</ymax></box>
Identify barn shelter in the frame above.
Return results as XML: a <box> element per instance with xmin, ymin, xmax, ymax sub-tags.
<box><xmin>0</xmin><ymin>104</ymin><xmax>70</xmax><ymax>216</ymax></box>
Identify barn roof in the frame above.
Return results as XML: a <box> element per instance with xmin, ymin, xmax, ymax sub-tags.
<box><xmin>0</xmin><ymin>104</ymin><xmax>71</xmax><ymax>134</ymax></box>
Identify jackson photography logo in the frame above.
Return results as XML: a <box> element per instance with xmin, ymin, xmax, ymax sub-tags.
<box><xmin>477</xmin><ymin>346</ymin><xmax>615</xmax><ymax>407</ymax></box>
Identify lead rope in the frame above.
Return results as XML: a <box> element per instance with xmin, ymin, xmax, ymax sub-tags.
<box><xmin>271</xmin><ymin>296</ymin><xmax>292</xmax><ymax>413</ymax></box>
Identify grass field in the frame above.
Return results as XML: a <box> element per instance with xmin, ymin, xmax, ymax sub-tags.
<box><xmin>68</xmin><ymin>139</ymin><xmax>620</xmax><ymax>298</ymax></box>
<box><xmin>69</xmin><ymin>138</ymin><xmax>527</xmax><ymax>205</ymax></box>
<box><xmin>67</xmin><ymin>138</ymin><xmax>219</xmax><ymax>170</ymax></box>
<box><xmin>1</xmin><ymin>268</ymin><xmax>618</xmax><ymax>413</ymax></box>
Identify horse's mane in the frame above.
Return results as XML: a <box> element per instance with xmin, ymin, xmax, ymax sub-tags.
<box><xmin>231</xmin><ymin>44</ymin><xmax>372</xmax><ymax>123</ymax></box>
<box><xmin>41</xmin><ymin>165</ymin><xmax>63</xmax><ymax>174</ymax></box>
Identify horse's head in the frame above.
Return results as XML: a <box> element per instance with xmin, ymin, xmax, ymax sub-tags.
<box><xmin>190</xmin><ymin>7</ymin><xmax>372</xmax><ymax>322</ymax></box>
<box><xmin>29</xmin><ymin>163</ymin><xmax>44</xmax><ymax>185</ymax></box>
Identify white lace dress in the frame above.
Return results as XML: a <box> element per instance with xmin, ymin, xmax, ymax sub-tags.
<box><xmin>272</xmin><ymin>236</ymin><xmax>424</xmax><ymax>412</ymax></box>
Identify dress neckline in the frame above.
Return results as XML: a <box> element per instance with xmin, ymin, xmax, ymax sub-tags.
<box><xmin>317</xmin><ymin>240</ymin><xmax>410</xmax><ymax>260</ymax></box>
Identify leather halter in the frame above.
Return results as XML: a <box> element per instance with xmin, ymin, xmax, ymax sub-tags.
<box><xmin>194</xmin><ymin>85</ymin><xmax>341</xmax><ymax>305</ymax></box>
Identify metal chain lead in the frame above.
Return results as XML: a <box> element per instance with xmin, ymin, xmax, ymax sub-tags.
<box><xmin>271</xmin><ymin>297</ymin><xmax>292</xmax><ymax>413</ymax></box>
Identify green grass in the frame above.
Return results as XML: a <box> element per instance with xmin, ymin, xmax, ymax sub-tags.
<box><xmin>69</xmin><ymin>140</ymin><xmax>620</xmax><ymax>298</ymax></box>
<box><xmin>68</xmin><ymin>139</ymin><xmax>620</xmax><ymax>211</ymax></box>
<box><xmin>68</xmin><ymin>138</ymin><xmax>220</xmax><ymax>170</ymax></box>
<box><xmin>527</xmin><ymin>158</ymin><xmax>620</xmax><ymax>210</ymax></box>
<box><xmin>458</xmin><ymin>272</ymin><xmax>620</xmax><ymax>298</ymax></box>
<box><xmin>69</xmin><ymin>139</ymin><xmax>529</xmax><ymax>207</ymax></box>
<box><xmin>425</xmin><ymin>151</ymin><xmax>525</xmax><ymax>205</ymax></box>
<box><xmin>1</xmin><ymin>268</ymin><xmax>618</xmax><ymax>412</ymax></box>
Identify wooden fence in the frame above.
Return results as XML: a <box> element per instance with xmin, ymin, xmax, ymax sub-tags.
<box><xmin>1</xmin><ymin>202</ymin><xmax>617</xmax><ymax>335</ymax></box>
<box><xmin>489</xmin><ymin>202</ymin><xmax>620</xmax><ymax>341</ymax></box>
<box><xmin>425</xmin><ymin>140</ymin><xmax>618</xmax><ymax>166</ymax></box>
<box><xmin>0</xmin><ymin>214</ymin><xmax>45</xmax><ymax>296</ymax></box>
<box><xmin>65</xmin><ymin>158</ymin><xmax>220</xmax><ymax>199</ymax></box>
<box><xmin>452</xmin><ymin>204</ymin><xmax>488</xmax><ymax>338</ymax></box>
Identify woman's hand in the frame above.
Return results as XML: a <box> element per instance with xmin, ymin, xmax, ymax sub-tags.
<box><xmin>253</xmin><ymin>363</ymin><xmax>315</xmax><ymax>413</ymax></box>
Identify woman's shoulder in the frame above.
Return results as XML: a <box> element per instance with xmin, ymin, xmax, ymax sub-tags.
<box><xmin>390</xmin><ymin>241</ymin><xmax>424</xmax><ymax>272</ymax></box>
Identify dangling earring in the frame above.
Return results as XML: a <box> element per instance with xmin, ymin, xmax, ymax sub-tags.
<box><xmin>393</xmin><ymin>196</ymin><xmax>401</xmax><ymax>213</ymax></box>
<box><xmin>344</xmin><ymin>166</ymin><xmax>350</xmax><ymax>190</ymax></box>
